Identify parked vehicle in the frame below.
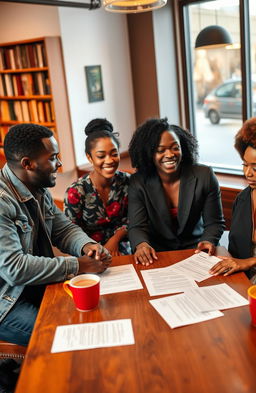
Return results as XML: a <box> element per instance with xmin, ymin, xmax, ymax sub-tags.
<box><xmin>203</xmin><ymin>79</ymin><xmax>256</xmax><ymax>124</ymax></box>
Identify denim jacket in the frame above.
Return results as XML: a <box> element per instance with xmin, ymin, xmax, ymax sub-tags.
<box><xmin>0</xmin><ymin>164</ymin><xmax>95</xmax><ymax>322</ymax></box>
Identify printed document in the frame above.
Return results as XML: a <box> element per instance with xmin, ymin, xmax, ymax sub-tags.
<box><xmin>184</xmin><ymin>283</ymin><xmax>249</xmax><ymax>312</ymax></box>
<box><xmin>51</xmin><ymin>319</ymin><xmax>135</xmax><ymax>353</ymax></box>
<box><xmin>150</xmin><ymin>294</ymin><xmax>223</xmax><ymax>329</ymax></box>
<box><xmin>100</xmin><ymin>264</ymin><xmax>143</xmax><ymax>295</ymax></box>
<box><xmin>168</xmin><ymin>251</ymin><xmax>221</xmax><ymax>282</ymax></box>
<box><xmin>141</xmin><ymin>267</ymin><xmax>197</xmax><ymax>296</ymax></box>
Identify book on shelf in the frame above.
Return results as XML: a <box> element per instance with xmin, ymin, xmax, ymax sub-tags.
<box><xmin>0</xmin><ymin>75</ymin><xmax>7</xmax><ymax>96</ymax></box>
<box><xmin>14</xmin><ymin>101</ymin><xmax>24</xmax><ymax>122</ymax></box>
<box><xmin>4</xmin><ymin>74</ymin><xmax>14</xmax><ymax>96</ymax></box>
<box><xmin>0</xmin><ymin>101</ymin><xmax>10</xmax><ymax>121</ymax></box>
<box><xmin>21</xmin><ymin>101</ymin><xmax>30</xmax><ymax>122</ymax></box>
<box><xmin>28</xmin><ymin>100</ymin><xmax>39</xmax><ymax>123</ymax></box>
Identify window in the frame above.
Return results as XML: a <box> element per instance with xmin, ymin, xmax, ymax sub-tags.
<box><xmin>180</xmin><ymin>0</ymin><xmax>256</xmax><ymax>174</ymax></box>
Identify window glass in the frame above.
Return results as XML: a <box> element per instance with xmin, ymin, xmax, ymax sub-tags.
<box><xmin>188</xmin><ymin>0</ymin><xmax>242</xmax><ymax>173</ymax></box>
<box><xmin>250</xmin><ymin>0</ymin><xmax>256</xmax><ymax>117</ymax></box>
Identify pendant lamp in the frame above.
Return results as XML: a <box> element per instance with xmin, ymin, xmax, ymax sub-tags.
<box><xmin>103</xmin><ymin>0</ymin><xmax>167</xmax><ymax>13</ymax></box>
<box><xmin>195</xmin><ymin>25</ymin><xmax>233</xmax><ymax>49</ymax></box>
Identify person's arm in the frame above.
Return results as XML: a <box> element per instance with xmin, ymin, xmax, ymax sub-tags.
<box><xmin>195</xmin><ymin>167</ymin><xmax>225</xmax><ymax>254</ymax></box>
<box><xmin>209</xmin><ymin>256</ymin><xmax>256</xmax><ymax>276</ymax></box>
<box><xmin>64</xmin><ymin>181</ymin><xmax>85</xmax><ymax>228</ymax></box>
<box><xmin>128</xmin><ymin>176</ymin><xmax>157</xmax><ymax>265</ymax></box>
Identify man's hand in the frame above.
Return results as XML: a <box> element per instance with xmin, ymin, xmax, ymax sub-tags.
<box><xmin>195</xmin><ymin>241</ymin><xmax>215</xmax><ymax>255</ymax></box>
<box><xmin>82</xmin><ymin>242</ymin><xmax>111</xmax><ymax>261</ymax></box>
<box><xmin>134</xmin><ymin>242</ymin><xmax>158</xmax><ymax>266</ymax></box>
<box><xmin>78</xmin><ymin>253</ymin><xmax>112</xmax><ymax>274</ymax></box>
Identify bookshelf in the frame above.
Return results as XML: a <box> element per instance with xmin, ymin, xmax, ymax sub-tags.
<box><xmin>0</xmin><ymin>37</ymin><xmax>75</xmax><ymax>172</ymax></box>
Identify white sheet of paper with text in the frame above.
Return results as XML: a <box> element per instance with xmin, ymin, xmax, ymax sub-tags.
<box><xmin>168</xmin><ymin>251</ymin><xmax>221</xmax><ymax>282</ymax></box>
<box><xmin>184</xmin><ymin>283</ymin><xmax>249</xmax><ymax>312</ymax></box>
<box><xmin>51</xmin><ymin>319</ymin><xmax>135</xmax><ymax>353</ymax></box>
<box><xmin>141</xmin><ymin>267</ymin><xmax>198</xmax><ymax>296</ymax></box>
<box><xmin>100</xmin><ymin>264</ymin><xmax>143</xmax><ymax>295</ymax></box>
<box><xmin>149</xmin><ymin>293</ymin><xmax>223</xmax><ymax>328</ymax></box>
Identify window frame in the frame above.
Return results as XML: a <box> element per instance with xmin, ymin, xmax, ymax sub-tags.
<box><xmin>176</xmin><ymin>0</ymin><xmax>253</xmax><ymax>175</ymax></box>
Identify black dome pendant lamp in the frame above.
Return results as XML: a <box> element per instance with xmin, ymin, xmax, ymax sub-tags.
<box><xmin>195</xmin><ymin>25</ymin><xmax>233</xmax><ymax>49</ymax></box>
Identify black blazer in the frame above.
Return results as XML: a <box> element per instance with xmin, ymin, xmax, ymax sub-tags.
<box><xmin>228</xmin><ymin>186</ymin><xmax>253</xmax><ymax>259</ymax></box>
<box><xmin>128</xmin><ymin>164</ymin><xmax>225</xmax><ymax>252</ymax></box>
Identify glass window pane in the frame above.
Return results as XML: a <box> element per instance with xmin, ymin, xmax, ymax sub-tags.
<box><xmin>188</xmin><ymin>0</ymin><xmax>242</xmax><ymax>173</ymax></box>
<box><xmin>250</xmin><ymin>0</ymin><xmax>256</xmax><ymax>117</ymax></box>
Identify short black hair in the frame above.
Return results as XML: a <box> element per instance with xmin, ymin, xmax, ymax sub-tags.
<box><xmin>4</xmin><ymin>123</ymin><xmax>53</xmax><ymax>164</ymax></box>
<box><xmin>128</xmin><ymin>118</ymin><xmax>198</xmax><ymax>177</ymax></box>
<box><xmin>234</xmin><ymin>117</ymin><xmax>256</xmax><ymax>159</ymax></box>
<box><xmin>84</xmin><ymin>118</ymin><xmax>120</xmax><ymax>155</ymax></box>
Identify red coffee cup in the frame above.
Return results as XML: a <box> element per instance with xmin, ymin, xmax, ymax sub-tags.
<box><xmin>63</xmin><ymin>274</ymin><xmax>100</xmax><ymax>312</ymax></box>
<box><xmin>248</xmin><ymin>285</ymin><xmax>256</xmax><ymax>326</ymax></box>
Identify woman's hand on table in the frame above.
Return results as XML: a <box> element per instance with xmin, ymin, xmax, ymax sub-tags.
<box><xmin>134</xmin><ymin>242</ymin><xmax>158</xmax><ymax>266</ymax></box>
<box><xmin>209</xmin><ymin>256</ymin><xmax>256</xmax><ymax>276</ymax></box>
<box><xmin>195</xmin><ymin>241</ymin><xmax>215</xmax><ymax>255</ymax></box>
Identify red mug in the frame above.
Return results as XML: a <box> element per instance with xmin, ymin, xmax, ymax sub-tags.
<box><xmin>248</xmin><ymin>285</ymin><xmax>256</xmax><ymax>326</ymax></box>
<box><xmin>63</xmin><ymin>274</ymin><xmax>100</xmax><ymax>312</ymax></box>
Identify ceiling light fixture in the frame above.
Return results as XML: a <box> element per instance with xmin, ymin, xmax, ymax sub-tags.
<box><xmin>103</xmin><ymin>0</ymin><xmax>167</xmax><ymax>13</ymax></box>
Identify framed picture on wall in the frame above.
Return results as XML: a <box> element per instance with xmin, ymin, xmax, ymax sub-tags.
<box><xmin>85</xmin><ymin>65</ymin><xmax>104</xmax><ymax>103</ymax></box>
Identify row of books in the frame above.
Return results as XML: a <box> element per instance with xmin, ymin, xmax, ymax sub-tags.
<box><xmin>0</xmin><ymin>42</ymin><xmax>47</xmax><ymax>70</ymax></box>
<box><xmin>0</xmin><ymin>72</ymin><xmax>51</xmax><ymax>97</ymax></box>
<box><xmin>0</xmin><ymin>100</ymin><xmax>55</xmax><ymax>123</ymax></box>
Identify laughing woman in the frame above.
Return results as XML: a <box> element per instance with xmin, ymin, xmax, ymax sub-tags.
<box><xmin>64</xmin><ymin>119</ymin><xmax>130</xmax><ymax>256</ymax></box>
<box><xmin>128</xmin><ymin>118</ymin><xmax>225</xmax><ymax>265</ymax></box>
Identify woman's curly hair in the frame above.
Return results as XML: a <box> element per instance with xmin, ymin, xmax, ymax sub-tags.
<box><xmin>235</xmin><ymin>117</ymin><xmax>256</xmax><ymax>159</ymax></box>
<box><xmin>128</xmin><ymin>117</ymin><xmax>198</xmax><ymax>177</ymax></box>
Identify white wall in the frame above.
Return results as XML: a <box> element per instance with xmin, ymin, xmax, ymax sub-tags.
<box><xmin>0</xmin><ymin>2</ymin><xmax>60</xmax><ymax>41</ymax></box>
<box><xmin>0</xmin><ymin>2</ymin><xmax>136</xmax><ymax>198</ymax></box>
<box><xmin>58</xmin><ymin>7</ymin><xmax>136</xmax><ymax>167</ymax></box>
<box><xmin>153</xmin><ymin>2</ymin><xmax>180</xmax><ymax>124</ymax></box>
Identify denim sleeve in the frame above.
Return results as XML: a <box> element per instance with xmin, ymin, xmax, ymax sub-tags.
<box><xmin>0</xmin><ymin>195</ymin><xmax>89</xmax><ymax>286</ymax></box>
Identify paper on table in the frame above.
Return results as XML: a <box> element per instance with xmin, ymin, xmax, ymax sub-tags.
<box><xmin>141</xmin><ymin>267</ymin><xmax>198</xmax><ymax>296</ymax></box>
<box><xmin>168</xmin><ymin>251</ymin><xmax>221</xmax><ymax>282</ymax></box>
<box><xmin>149</xmin><ymin>294</ymin><xmax>223</xmax><ymax>329</ymax></box>
<box><xmin>100</xmin><ymin>264</ymin><xmax>143</xmax><ymax>295</ymax></box>
<box><xmin>184</xmin><ymin>283</ymin><xmax>249</xmax><ymax>312</ymax></box>
<box><xmin>51</xmin><ymin>319</ymin><xmax>135</xmax><ymax>353</ymax></box>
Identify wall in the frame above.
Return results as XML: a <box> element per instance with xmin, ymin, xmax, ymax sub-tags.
<box><xmin>58</xmin><ymin>7</ymin><xmax>136</xmax><ymax>167</ymax></box>
<box><xmin>153</xmin><ymin>2</ymin><xmax>179</xmax><ymax>124</ymax></box>
<box><xmin>0</xmin><ymin>2</ymin><xmax>136</xmax><ymax>199</ymax></box>
<box><xmin>0</xmin><ymin>2</ymin><xmax>60</xmax><ymax>40</ymax></box>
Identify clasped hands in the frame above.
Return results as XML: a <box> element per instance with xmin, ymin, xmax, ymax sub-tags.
<box><xmin>78</xmin><ymin>242</ymin><xmax>112</xmax><ymax>274</ymax></box>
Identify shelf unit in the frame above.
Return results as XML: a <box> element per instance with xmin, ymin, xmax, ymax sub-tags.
<box><xmin>0</xmin><ymin>37</ymin><xmax>75</xmax><ymax>172</ymax></box>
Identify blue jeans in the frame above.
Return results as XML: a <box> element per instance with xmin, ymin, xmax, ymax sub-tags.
<box><xmin>0</xmin><ymin>297</ymin><xmax>38</xmax><ymax>346</ymax></box>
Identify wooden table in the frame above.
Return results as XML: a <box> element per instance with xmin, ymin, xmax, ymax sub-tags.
<box><xmin>15</xmin><ymin>249</ymin><xmax>256</xmax><ymax>393</ymax></box>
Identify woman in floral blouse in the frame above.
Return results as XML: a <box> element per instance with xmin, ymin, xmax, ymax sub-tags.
<box><xmin>64</xmin><ymin>118</ymin><xmax>130</xmax><ymax>255</ymax></box>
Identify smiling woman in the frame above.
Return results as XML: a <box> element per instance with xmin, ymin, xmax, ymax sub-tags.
<box><xmin>64</xmin><ymin>118</ymin><xmax>131</xmax><ymax>256</ymax></box>
<box><xmin>128</xmin><ymin>117</ymin><xmax>225</xmax><ymax>266</ymax></box>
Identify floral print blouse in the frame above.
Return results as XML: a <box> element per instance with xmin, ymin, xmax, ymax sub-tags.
<box><xmin>64</xmin><ymin>171</ymin><xmax>131</xmax><ymax>254</ymax></box>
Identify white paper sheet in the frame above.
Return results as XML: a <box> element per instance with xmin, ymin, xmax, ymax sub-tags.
<box><xmin>168</xmin><ymin>251</ymin><xmax>221</xmax><ymax>282</ymax></box>
<box><xmin>184</xmin><ymin>283</ymin><xmax>249</xmax><ymax>312</ymax></box>
<box><xmin>99</xmin><ymin>264</ymin><xmax>143</xmax><ymax>295</ymax></box>
<box><xmin>141</xmin><ymin>267</ymin><xmax>198</xmax><ymax>296</ymax></box>
<box><xmin>149</xmin><ymin>294</ymin><xmax>223</xmax><ymax>329</ymax></box>
<box><xmin>51</xmin><ymin>319</ymin><xmax>135</xmax><ymax>353</ymax></box>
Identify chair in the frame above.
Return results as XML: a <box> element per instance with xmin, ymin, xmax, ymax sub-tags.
<box><xmin>0</xmin><ymin>340</ymin><xmax>26</xmax><ymax>360</ymax></box>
